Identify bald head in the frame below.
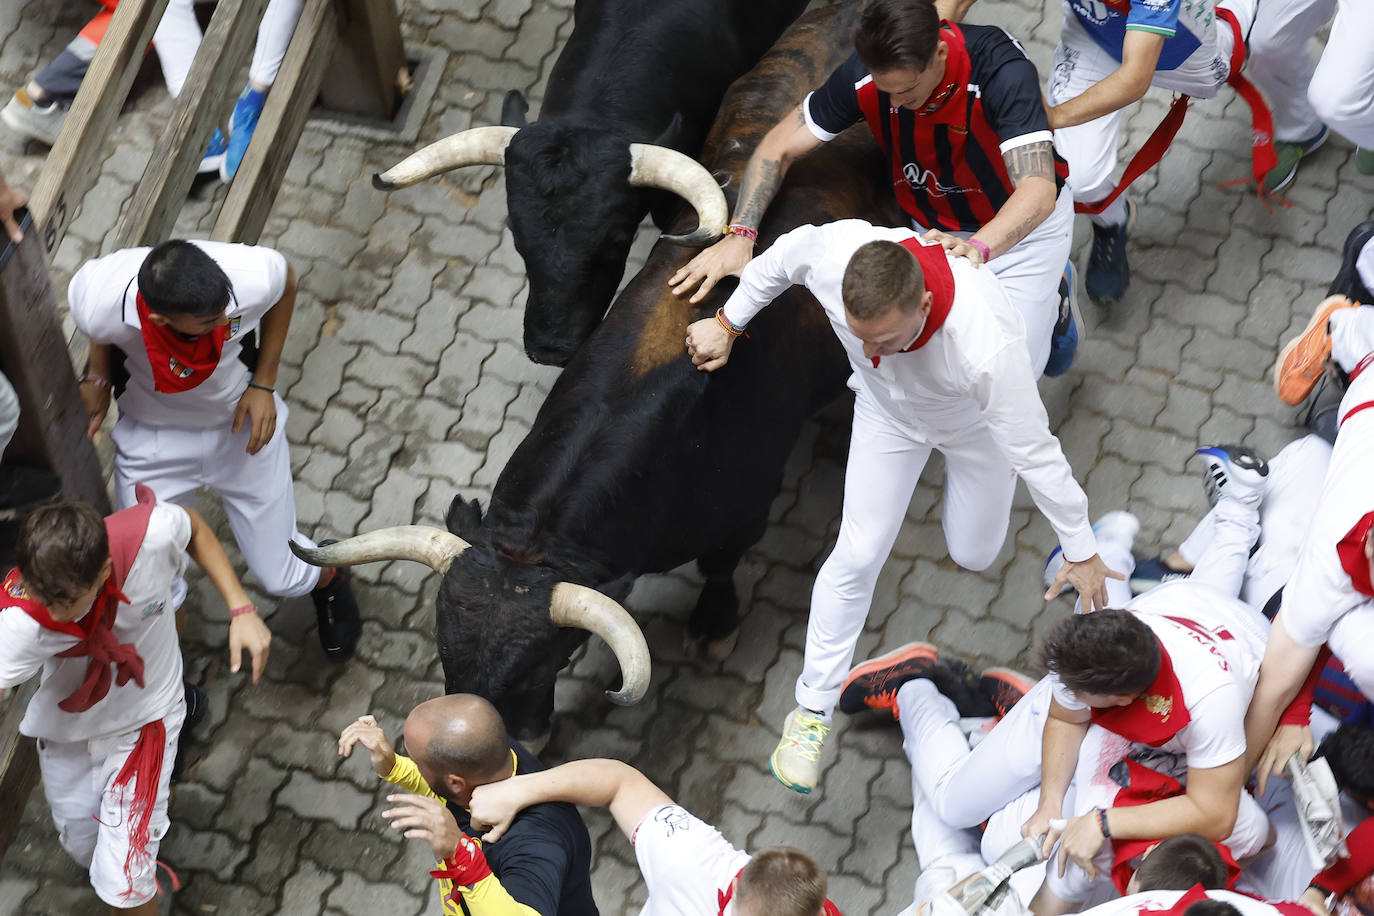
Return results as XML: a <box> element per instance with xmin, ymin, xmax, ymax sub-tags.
<box><xmin>404</xmin><ymin>694</ymin><xmax>512</xmax><ymax>788</ymax></box>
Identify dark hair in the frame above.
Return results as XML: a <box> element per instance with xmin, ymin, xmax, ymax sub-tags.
<box><xmin>842</xmin><ymin>240</ymin><xmax>924</xmax><ymax>320</ymax></box>
<box><xmin>1318</xmin><ymin>723</ymin><xmax>1374</xmax><ymax>801</ymax></box>
<box><xmin>1040</xmin><ymin>610</ymin><xmax>1161</xmax><ymax>696</ymax></box>
<box><xmin>1133</xmin><ymin>834</ymin><xmax>1230</xmax><ymax>891</ymax></box>
<box><xmin>137</xmin><ymin>240</ymin><xmax>232</xmax><ymax>318</ymax></box>
<box><xmin>16</xmin><ymin>502</ymin><xmax>108</xmax><ymax>607</ymax></box>
<box><xmin>736</xmin><ymin>847</ymin><xmax>827</xmax><ymax>916</ymax></box>
<box><xmin>855</xmin><ymin>0</ymin><xmax>942</xmax><ymax>74</ymax></box>
<box><xmin>1181</xmin><ymin>901</ymin><xmax>1242</xmax><ymax>916</ymax></box>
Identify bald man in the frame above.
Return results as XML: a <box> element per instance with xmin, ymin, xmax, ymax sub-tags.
<box><xmin>338</xmin><ymin>695</ymin><xmax>597</xmax><ymax>916</ymax></box>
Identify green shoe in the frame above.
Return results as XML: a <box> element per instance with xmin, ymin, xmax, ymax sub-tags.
<box><xmin>1264</xmin><ymin>127</ymin><xmax>1328</xmax><ymax>192</ymax></box>
<box><xmin>1356</xmin><ymin>147</ymin><xmax>1374</xmax><ymax>175</ymax></box>
<box><xmin>770</xmin><ymin>707</ymin><xmax>831</xmax><ymax>794</ymax></box>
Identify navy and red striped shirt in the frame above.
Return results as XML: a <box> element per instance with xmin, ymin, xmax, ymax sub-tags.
<box><xmin>805</xmin><ymin>22</ymin><xmax>1068</xmax><ymax>233</ymax></box>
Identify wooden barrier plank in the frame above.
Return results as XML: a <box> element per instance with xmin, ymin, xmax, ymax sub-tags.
<box><xmin>318</xmin><ymin>0</ymin><xmax>406</xmax><ymax>120</ymax></box>
<box><xmin>114</xmin><ymin>0</ymin><xmax>272</xmax><ymax>248</ymax></box>
<box><xmin>212</xmin><ymin>0</ymin><xmax>338</xmax><ymax>245</ymax></box>
<box><xmin>27</xmin><ymin>0</ymin><xmax>172</xmax><ymax>257</ymax></box>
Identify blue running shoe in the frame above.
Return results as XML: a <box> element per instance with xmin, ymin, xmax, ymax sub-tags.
<box><xmin>1128</xmin><ymin>555</ymin><xmax>1191</xmax><ymax>595</ymax></box>
<box><xmin>200</xmin><ymin>126</ymin><xmax>228</xmax><ymax>175</ymax></box>
<box><xmin>1044</xmin><ymin>262</ymin><xmax>1080</xmax><ymax>377</ymax></box>
<box><xmin>221</xmin><ymin>86</ymin><xmax>267</xmax><ymax>182</ymax></box>
<box><xmin>1086</xmin><ymin>200</ymin><xmax>1133</xmax><ymax>305</ymax></box>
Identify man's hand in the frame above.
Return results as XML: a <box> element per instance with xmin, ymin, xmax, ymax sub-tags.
<box><xmin>80</xmin><ymin>381</ymin><xmax>111</xmax><ymax>438</ymax></box>
<box><xmin>383</xmin><ymin>794</ymin><xmax>471</xmax><ymax>866</ymax></box>
<box><xmin>1255</xmin><ymin>723</ymin><xmax>1315</xmax><ymax>797</ymax></box>
<box><xmin>1299</xmin><ymin>886</ymin><xmax>1333</xmax><ymax>916</ymax></box>
<box><xmin>0</xmin><ymin>176</ymin><xmax>28</xmax><ymax>245</ymax></box>
<box><xmin>668</xmin><ymin>235</ymin><xmax>755</xmax><ymax>303</ymax></box>
<box><xmin>684</xmin><ymin>316</ymin><xmax>737</xmax><ymax>372</ymax></box>
<box><xmin>1022</xmin><ymin>799</ymin><xmax>1064</xmax><ymax>859</ymax></box>
<box><xmin>1046</xmin><ymin>553</ymin><xmax>1124</xmax><ymax>612</ymax></box>
<box><xmin>339</xmin><ymin>715</ymin><xmax>397</xmax><ymax>778</ymax></box>
<box><xmin>469</xmin><ymin>777</ymin><xmax>527</xmax><ymax>843</ymax></box>
<box><xmin>922</xmin><ymin>228</ymin><xmax>985</xmax><ymax>267</ymax></box>
<box><xmin>232</xmin><ymin>386</ymin><xmax>277</xmax><ymax>455</ymax></box>
<box><xmin>228</xmin><ymin>611</ymin><xmax>271</xmax><ymax>683</ymax></box>
<box><xmin>1055</xmin><ymin>810</ymin><xmax>1106</xmax><ymax>879</ymax></box>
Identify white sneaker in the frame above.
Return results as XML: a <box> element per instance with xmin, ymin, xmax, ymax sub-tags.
<box><xmin>1195</xmin><ymin>445</ymin><xmax>1268</xmax><ymax>508</ymax></box>
<box><xmin>1043</xmin><ymin>511</ymin><xmax>1139</xmax><ymax>596</ymax></box>
<box><xmin>1</xmin><ymin>89</ymin><xmax>65</xmax><ymax>146</ymax></box>
<box><xmin>769</xmin><ymin>707</ymin><xmax>831</xmax><ymax>794</ymax></box>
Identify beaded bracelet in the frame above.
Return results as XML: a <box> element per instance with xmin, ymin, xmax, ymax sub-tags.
<box><xmin>726</xmin><ymin>224</ymin><xmax>759</xmax><ymax>243</ymax></box>
<box><xmin>715</xmin><ymin>307</ymin><xmax>746</xmax><ymax>338</ymax></box>
<box><xmin>79</xmin><ymin>374</ymin><xmax>112</xmax><ymax>390</ymax></box>
<box><xmin>229</xmin><ymin>604</ymin><xmax>257</xmax><ymax>618</ymax></box>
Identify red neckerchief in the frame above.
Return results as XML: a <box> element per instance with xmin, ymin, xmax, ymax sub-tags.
<box><xmin>1108</xmin><ymin>762</ymin><xmax>1241</xmax><ymax>893</ymax></box>
<box><xmin>1336</xmin><ymin>511</ymin><xmax>1374</xmax><ymax>598</ymax></box>
<box><xmin>4</xmin><ymin>483</ymin><xmax>158</xmax><ymax>712</ymax></box>
<box><xmin>716</xmin><ymin>868</ymin><xmax>844</xmax><ymax>915</ymax></box>
<box><xmin>869</xmin><ymin>237</ymin><xmax>957</xmax><ymax>368</ymax></box>
<box><xmin>135</xmin><ymin>291</ymin><xmax>229</xmax><ymax>393</ymax></box>
<box><xmin>1140</xmin><ymin>885</ymin><xmax>1211</xmax><ymax>916</ymax></box>
<box><xmin>918</xmin><ymin>24</ymin><xmax>971</xmax><ymax>123</ymax></box>
<box><xmin>1091</xmin><ymin>640</ymin><xmax>1191</xmax><ymax>746</ymax></box>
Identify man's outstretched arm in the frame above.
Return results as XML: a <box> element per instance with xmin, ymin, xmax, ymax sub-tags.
<box><xmin>470</xmin><ymin>758</ymin><xmax>673</xmax><ymax>843</ymax></box>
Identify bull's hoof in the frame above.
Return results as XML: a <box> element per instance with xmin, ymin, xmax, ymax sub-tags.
<box><xmin>682</xmin><ymin>628</ymin><xmax>739</xmax><ymax>665</ymax></box>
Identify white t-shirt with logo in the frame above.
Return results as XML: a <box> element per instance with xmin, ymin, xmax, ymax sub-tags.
<box><xmin>0</xmin><ymin>502</ymin><xmax>189</xmax><ymax>742</ymax></box>
<box><xmin>633</xmin><ymin>804</ymin><xmax>753</xmax><ymax>916</ymax></box>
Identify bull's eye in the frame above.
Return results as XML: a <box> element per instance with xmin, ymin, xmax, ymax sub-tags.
<box><xmin>513</xmin><ymin>585</ymin><xmax>530</xmax><ymax>595</ymax></box>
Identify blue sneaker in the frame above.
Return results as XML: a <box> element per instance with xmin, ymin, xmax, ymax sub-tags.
<box><xmin>1086</xmin><ymin>200</ymin><xmax>1133</xmax><ymax>305</ymax></box>
<box><xmin>1044</xmin><ymin>262</ymin><xmax>1080</xmax><ymax>377</ymax></box>
<box><xmin>1195</xmin><ymin>444</ymin><xmax>1269</xmax><ymax>508</ymax></box>
<box><xmin>221</xmin><ymin>86</ymin><xmax>267</xmax><ymax>182</ymax></box>
<box><xmin>200</xmin><ymin>126</ymin><xmax>228</xmax><ymax>175</ymax></box>
<box><xmin>1128</xmin><ymin>555</ymin><xmax>1191</xmax><ymax>595</ymax></box>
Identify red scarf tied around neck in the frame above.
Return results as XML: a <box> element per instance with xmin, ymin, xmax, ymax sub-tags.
<box><xmin>136</xmin><ymin>291</ymin><xmax>229</xmax><ymax>393</ymax></box>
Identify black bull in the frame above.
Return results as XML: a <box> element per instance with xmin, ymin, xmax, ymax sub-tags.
<box><xmin>304</xmin><ymin>4</ymin><xmax>906</xmax><ymax>743</ymax></box>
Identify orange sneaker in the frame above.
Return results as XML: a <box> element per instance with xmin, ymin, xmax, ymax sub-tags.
<box><xmin>980</xmin><ymin>667</ymin><xmax>1035</xmax><ymax>718</ymax></box>
<box><xmin>839</xmin><ymin>642</ymin><xmax>938</xmax><ymax>719</ymax></box>
<box><xmin>1274</xmin><ymin>296</ymin><xmax>1360</xmax><ymax>405</ymax></box>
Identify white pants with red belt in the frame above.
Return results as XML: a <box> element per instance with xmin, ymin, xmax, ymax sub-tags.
<box><xmin>38</xmin><ymin>702</ymin><xmax>185</xmax><ymax>907</ymax></box>
<box><xmin>111</xmin><ymin>392</ymin><xmax>319</xmax><ymax>598</ymax></box>
<box><xmin>795</xmin><ymin>389</ymin><xmax>1019</xmax><ymax>715</ymax></box>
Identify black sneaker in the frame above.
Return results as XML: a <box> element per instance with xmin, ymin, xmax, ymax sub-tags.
<box><xmin>1085</xmin><ymin>201</ymin><xmax>1133</xmax><ymax>305</ymax></box>
<box><xmin>839</xmin><ymin>642</ymin><xmax>938</xmax><ymax>718</ymax></box>
<box><xmin>183</xmin><ymin>681</ymin><xmax>209</xmax><ymax>731</ymax></box>
<box><xmin>1327</xmin><ymin>220</ymin><xmax>1374</xmax><ymax>303</ymax></box>
<box><xmin>311</xmin><ymin>540</ymin><xmax>360</xmax><ymax>661</ymax></box>
<box><xmin>933</xmin><ymin>657</ymin><xmax>998</xmax><ymax>718</ymax></box>
<box><xmin>1129</xmin><ymin>556</ymin><xmax>1191</xmax><ymax>595</ymax></box>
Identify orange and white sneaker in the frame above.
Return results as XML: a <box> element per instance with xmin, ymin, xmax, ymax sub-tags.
<box><xmin>1275</xmin><ymin>295</ymin><xmax>1361</xmax><ymax>405</ymax></box>
<box><xmin>838</xmin><ymin>642</ymin><xmax>938</xmax><ymax>718</ymax></box>
<box><xmin>980</xmin><ymin>668</ymin><xmax>1035</xmax><ymax>718</ymax></box>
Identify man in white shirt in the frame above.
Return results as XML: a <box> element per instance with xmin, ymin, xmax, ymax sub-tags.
<box><xmin>69</xmin><ymin>239</ymin><xmax>360</xmax><ymax>661</ymax></box>
<box><xmin>684</xmin><ymin>218</ymin><xmax>1117</xmax><ymax>794</ymax></box>
<box><xmin>0</xmin><ymin>490</ymin><xmax>267</xmax><ymax>913</ymax></box>
<box><xmin>467</xmin><ymin>756</ymin><xmax>844</xmax><ymax>916</ymax></box>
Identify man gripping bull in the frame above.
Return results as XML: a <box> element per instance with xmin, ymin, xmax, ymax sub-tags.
<box><xmin>670</xmin><ymin>0</ymin><xmax>1080</xmax><ymax>377</ymax></box>
<box><xmin>685</xmin><ymin>218</ymin><xmax>1119</xmax><ymax>794</ymax></box>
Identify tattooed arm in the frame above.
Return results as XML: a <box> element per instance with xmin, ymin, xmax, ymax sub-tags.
<box><xmin>668</xmin><ymin>103</ymin><xmax>823</xmax><ymax>302</ymax></box>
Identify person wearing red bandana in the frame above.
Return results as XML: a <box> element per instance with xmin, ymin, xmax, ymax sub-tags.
<box><xmin>0</xmin><ymin>490</ymin><xmax>268</xmax><ymax>913</ymax></box>
<box><xmin>67</xmin><ymin>239</ymin><xmax>361</xmax><ymax>662</ymax></box>
<box><xmin>684</xmin><ymin>218</ymin><xmax>1117</xmax><ymax>795</ymax></box>
<box><xmin>671</xmin><ymin>0</ymin><xmax>1080</xmax><ymax>379</ymax></box>
<box><xmin>468</xmin><ymin>756</ymin><xmax>844</xmax><ymax>916</ymax></box>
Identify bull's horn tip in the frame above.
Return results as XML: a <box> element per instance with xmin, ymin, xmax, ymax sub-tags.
<box><xmin>372</xmin><ymin>172</ymin><xmax>395</xmax><ymax>191</ymax></box>
<box><xmin>605</xmin><ymin>687</ymin><xmax>645</xmax><ymax>707</ymax></box>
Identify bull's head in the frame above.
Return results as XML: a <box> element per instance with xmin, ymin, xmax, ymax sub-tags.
<box><xmin>290</xmin><ymin>523</ymin><xmax>651</xmax><ymax>745</ymax></box>
<box><xmin>373</xmin><ymin>124</ymin><xmax>727</xmax><ymax>366</ymax></box>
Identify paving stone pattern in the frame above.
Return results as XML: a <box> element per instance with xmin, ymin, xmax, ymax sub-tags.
<box><xmin>1</xmin><ymin>0</ymin><xmax>1372</xmax><ymax>913</ymax></box>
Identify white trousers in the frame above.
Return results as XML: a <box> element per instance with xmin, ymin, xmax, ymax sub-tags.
<box><xmin>110</xmin><ymin>393</ymin><xmax>319</xmax><ymax>598</ymax></box>
<box><xmin>915</xmin><ymin>187</ymin><xmax>1075</xmax><ymax>378</ymax></box>
<box><xmin>250</xmin><ymin>0</ymin><xmax>304</xmax><ymax>87</ymax></box>
<box><xmin>38</xmin><ymin>704</ymin><xmax>184</xmax><ymax>907</ymax></box>
<box><xmin>0</xmin><ymin>370</ymin><xmax>17</xmax><ymax>460</ymax></box>
<box><xmin>1048</xmin><ymin>2</ymin><xmax>1244</xmax><ymax>226</ymax></box>
<box><xmin>1248</xmin><ymin>0</ymin><xmax>1374</xmax><ymax>146</ymax></box>
<box><xmin>796</xmin><ymin>390</ymin><xmax>1018</xmax><ymax>713</ymax></box>
<box><xmin>150</xmin><ymin>0</ymin><xmax>303</xmax><ymax>95</ymax></box>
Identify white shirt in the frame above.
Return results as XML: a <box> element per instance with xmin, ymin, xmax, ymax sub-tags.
<box><xmin>633</xmin><ymin>804</ymin><xmax>753</xmax><ymax>916</ymax></box>
<box><xmin>1279</xmin><ymin>370</ymin><xmax>1374</xmax><ymax>649</ymax></box>
<box><xmin>68</xmin><ymin>241</ymin><xmax>289</xmax><ymax>430</ymax></box>
<box><xmin>721</xmin><ymin>219</ymin><xmax>1096</xmax><ymax>562</ymax></box>
<box><xmin>1053</xmin><ymin>582</ymin><xmax>1269</xmax><ymax>770</ymax></box>
<box><xmin>1079</xmin><ymin>889</ymin><xmax>1290</xmax><ymax>916</ymax></box>
<box><xmin>0</xmin><ymin>502</ymin><xmax>190</xmax><ymax>741</ymax></box>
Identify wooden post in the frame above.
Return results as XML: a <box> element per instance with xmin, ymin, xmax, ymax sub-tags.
<box><xmin>0</xmin><ymin>211</ymin><xmax>110</xmax><ymax>860</ymax></box>
<box><xmin>114</xmin><ymin>0</ymin><xmax>271</xmax><ymax>248</ymax></box>
<box><xmin>317</xmin><ymin>0</ymin><xmax>406</xmax><ymax>120</ymax></box>
<box><xmin>27</xmin><ymin>0</ymin><xmax>172</xmax><ymax>257</ymax></box>
<box><xmin>212</xmin><ymin>0</ymin><xmax>339</xmax><ymax>245</ymax></box>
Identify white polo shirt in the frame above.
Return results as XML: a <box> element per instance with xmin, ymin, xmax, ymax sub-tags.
<box><xmin>633</xmin><ymin>804</ymin><xmax>753</xmax><ymax>916</ymax></box>
<box><xmin>721</xmin><ymin>218</ymin><xmax>1096</xmax><ymax>563</ymax></box>
<box><xmin>0</xmin><ymin>502</ymin><xmax>190</xmax><ymax>742</ymax></box>
<box><xmin>68</xmin><ymin>241</ymin><xmax>288</xmax><ymax>430</ymax></box>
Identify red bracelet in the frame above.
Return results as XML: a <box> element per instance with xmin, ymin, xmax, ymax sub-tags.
<box><xmin>969</xmin><ymin>238</ymin><xmax>991</xmax><ymax>262</ymax></box>
<box><xmin>715</xmin><ymin>307</ymin><xmax>746</xmax><ymax>338</ymax></box>
<box><xmin>726</xmin><ymin>224</ymin><xmax>758</xmax><ymax>243</ymax></box>
<box><xmin>230</xmin><ymin>604</ymin><xmax>257</xmax><ymax>618</ymax></box>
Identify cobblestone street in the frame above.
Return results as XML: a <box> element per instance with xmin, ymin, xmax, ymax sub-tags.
<box><xmin>2</xmin><ymin>0</ymin><xmax>1373</xmax><ymax>912</ymax></box>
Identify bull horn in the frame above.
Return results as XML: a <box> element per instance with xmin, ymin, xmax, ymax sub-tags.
<box><xmin>549</xmin><ymin>582</ymin><xmax>651</xmax><ymax>706</ymax></box>
<box><xmin>627</xmin><ymin>144</ymin><xmax>728</xmax><ymax>246</ymax></box>
<box><xmin>290</xmin><ymin>526</ymin><xmax>469</xmax><ymax>574</ymax></box>
<box><xmin>373</xmin><ymin>126</ymin><xmax>519</xmax><ymax>190</ymax></box>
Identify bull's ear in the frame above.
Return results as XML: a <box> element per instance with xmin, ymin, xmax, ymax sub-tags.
<box><xmin>446</xmin><ymin>496</ymin><xmax>483</xmax><ymax>537</ymax></box>
<box><xmin>501</xmin><ymin>90</ymin><xmax>530</xmax><ymax>128</ymax></box>
<box><xmin>651</xmin><ymin>111</ymin><xmax>685</xmax><ymax>151</ymax></box>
